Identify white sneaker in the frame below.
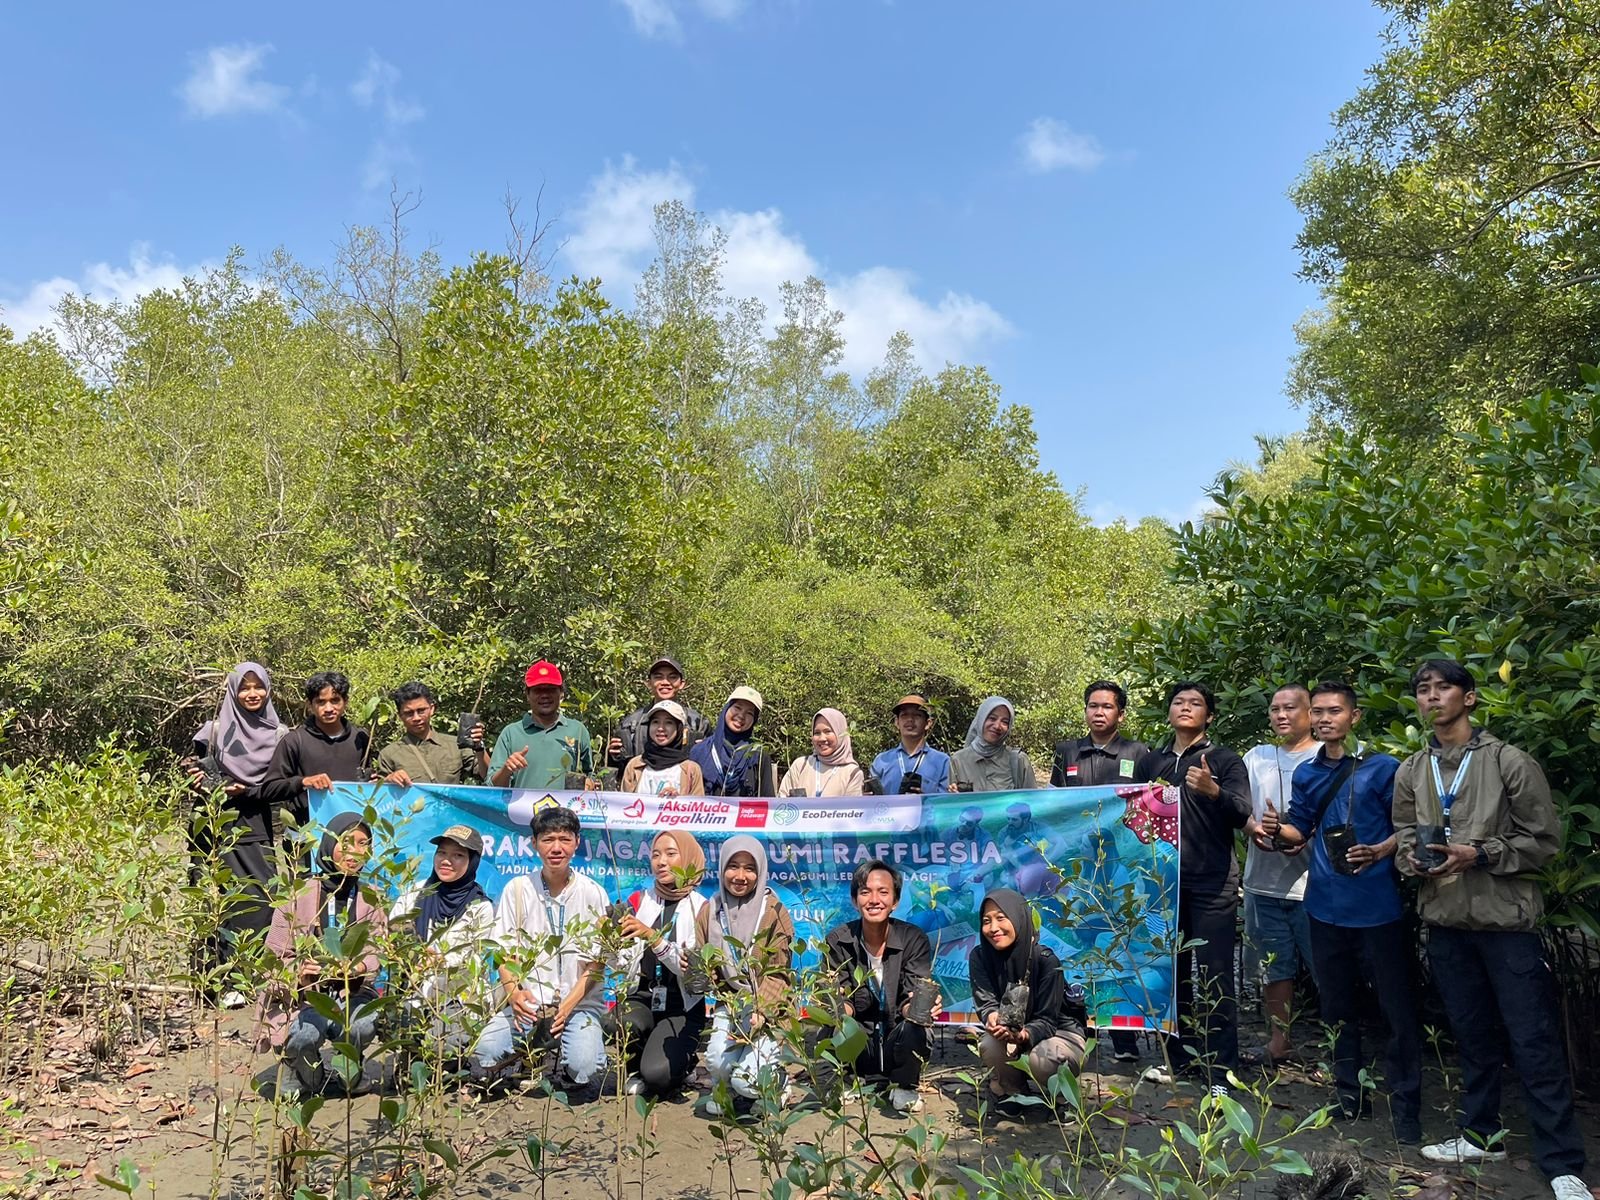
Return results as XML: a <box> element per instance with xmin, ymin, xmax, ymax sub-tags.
<box><xmin>1208</xmin><ymin>1085</ymin><xmax>1230</xmax><ymax>1100</ymax></box>
<box><xmin>220</xmin><ymin>989</ymin><xmax>249</xmax><ymax>1010</ymax></box>
<box><xmin>624</xmin><ymin>1074</ymin><xmax>647</xmax><ymax>1095</ymax></box>
<box><xmin>1141</xmin><ymin>1065</ymin><xmax>1174</xmax><ymax>1085</ymax></box>
<box><xmin>702</xmin><ymin>1097</ymin><xmax>725</xmax><ymax>1117</ymax></box>
<box><xmin>1420</xmin><ymin>1136</ymin><xmax>1508</xmax><ymax>1165</ymax></box>
<box><xmin>1549</xmin><ymin>1176</ymin><xmax>1590</xmax><ymax>1200</ymax></box>
<box><xmin>889</xmin><ymin>1086</ymin><xmax>924</xmax><ymax>1114</ymax></box>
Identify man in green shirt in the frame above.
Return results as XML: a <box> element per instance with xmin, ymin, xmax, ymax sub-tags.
<box><xmin>376</xmin><ymin>681</ymin><xmax>488</xmax><ymax>786</ymax></box>
<box><xmin>489</xmin><ymin>661</ymin><xmax>594</xmax><ymax>790</ymax></box>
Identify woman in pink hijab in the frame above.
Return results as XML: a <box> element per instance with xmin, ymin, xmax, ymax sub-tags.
<box><xmin>777</xmin><ymin>708</ymin><xmax>864</xmax><ymax>798</ymax></box>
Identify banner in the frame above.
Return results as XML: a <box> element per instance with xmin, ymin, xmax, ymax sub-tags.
<box><xmin>312</xmin><ymin>782</ymin><xmax>1178</xmax><ymax>1031</ymax></box>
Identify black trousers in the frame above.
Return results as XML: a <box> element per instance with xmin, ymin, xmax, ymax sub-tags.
<box><xmin>621</xmin><ymin>997</ymin><xmax>705</xmax><ymax>1095</ymax></box>
<box><xmin>1308</xmin><ymin>917</ymin><xmax>1421</xmax><ymax>1122</ymax></box>
<box><xmin>188</xmin><ymin>835</ymin><xmax>274</xmax><ymax>972</ymax></box>
<box><xmin>1427</xmin><ymin>926</ymin><xmax>1585</xmax><ymax>1180</ymax></box>
<box><xmin>1173</xmin><ymin>883</ymin><xmax>1239</xmax><ymax>1086</ymax></box>
<box><xmin>808</xmin><ymin>1019</ymin><xmax>930</xmax><ymax>1090</ymax></box>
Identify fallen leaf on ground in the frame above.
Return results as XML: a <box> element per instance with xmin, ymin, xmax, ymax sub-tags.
<box><xmin>123</xmin><ymin>1063</ymin><xmax>156</xmax><ymax>1079</ymax></box>
<box><xmin>1100</xmin><ymin>1105</ymin><xmax>1154</xmax><ymax>1125</ymax></box>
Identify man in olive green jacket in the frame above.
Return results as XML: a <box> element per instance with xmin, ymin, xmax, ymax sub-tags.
<box><xmin>1392</xmin><ymin>660</ymin><xmax>1586</xmax><ymax>1200</ymax></box>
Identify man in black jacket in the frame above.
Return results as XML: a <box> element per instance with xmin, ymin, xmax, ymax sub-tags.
<box><xmin>817</xmin><ymin>859</ymin><xmax>940</xmax><ymax>1114</ymax></box>
<box><xmin>605</xmin><ymin>656</ymin><xmax>711</xmax><ymax>773</ymax></box>
<box><xmin>1051</xmin><ymin>680</ymin><xmax>1149</xmax><ymax>788</ymax></box>
<box><xmin>261</xmin><ymin>671</ymin><xmax>374</xmax><ymax>841</ymax></box>
<box><xmin>1051</xmin><ymin>679</ymin><xmax>1149</xmax><ymax>1062</ymax></box>
<box><xmin>1133</xmin><ymin>680</ymin><xmax>1250</xmax><ymax>1094</ymax></box>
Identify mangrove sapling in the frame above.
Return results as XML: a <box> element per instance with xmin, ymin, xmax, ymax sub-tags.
<box><xmin>179</xmin><ymin>784</ymin><xmax>278</xmax><ymax>1198</ymax></box>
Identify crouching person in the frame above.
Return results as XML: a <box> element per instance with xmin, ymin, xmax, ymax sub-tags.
<box><xmin>389</xmin><ymin>825</ymin><xmax>495</xmax><ymax>1059</ymax></box>
<box><xmin>615</xmin><ymin>831</ymin><xmax>711</xmax><ymax>1097</ymax></box>
<box><xmin>970</xmin><ymin>888</ymin><xmax>1086</xmax><ymax>1117</ymax></box>
<box><xmin>817</xmin><ymin>859</ymin><xmax>940</xmax><ymax>1114</ymax></box>
<box><xmin>255</xmin><ymin>813</ymin><xmax>388</xmax><ymax>1100</ymax></box>
<box><xmin>695</xmin><ymin>835</ymin><xmax>796</xmax><ymax>1115</ymax></box>
<box><xmin>469</xmin><ymin>806</ymin><xmax>609</xmax><ymax>1099</ymax></box>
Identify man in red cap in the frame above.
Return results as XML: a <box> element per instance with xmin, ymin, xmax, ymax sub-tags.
<box><xmin>488</xmin><ymin>661</ymin><xmax>595</xmax><ymax>790</ymax></box>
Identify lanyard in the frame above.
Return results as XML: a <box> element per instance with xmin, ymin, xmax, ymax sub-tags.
<box><xmin>649</xmin><ymin>899</ymin><xmax>678</xmax><ymax>984</ymax></box>
<box><xmin>539</xmin><ymin>885</ymin><xmax>568</xmax><ymax>939</ymax></box>
<box><xmin>1429</xmin><ymin>748</ymin><xmax>1475</xmax><ymax>834</ymax></box>
<box><xmin>863</xmin><ymin>948</ymin><xmax>886</xmax><ymax>1008</ymax></box>
<box><xmin>716</xmin><ymin>893</ymin><xmax>769</xmax><ymax>969</ymax></box>
<box><xmin>810</xmin><ymin>756</ymin><xmax>826</xmax><ymax>796</ymax></box>
<box><xmin>898</xmin><ymin>749</ymin><xmax>926</xmax><ymax>780</ymax></box>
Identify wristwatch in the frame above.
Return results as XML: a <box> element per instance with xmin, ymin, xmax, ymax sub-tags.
<box><xmin>1473</xmin><ymin>842</ymin><xmax>1489</xmax><ymax>869</ymax></box>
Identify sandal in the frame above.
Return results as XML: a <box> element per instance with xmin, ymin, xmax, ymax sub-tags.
<box><xmin>1239</xmin><ymin>1044</ymin><xmax>1297</xmax><ymax>1068</ymax></box>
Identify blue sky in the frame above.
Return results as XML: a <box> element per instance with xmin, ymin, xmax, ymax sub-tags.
<box><xmin>0</xmin><ymin>2</ymin><xmax>1388</xmax><ymax>524</ymax></box>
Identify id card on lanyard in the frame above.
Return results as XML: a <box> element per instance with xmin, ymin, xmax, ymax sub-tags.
<box><xmin>541</xmin><ymin>886</ymin><xmax>569</xmax><ymax>982</ymax></box>
<box><xmin>1429</xmin><ymin>748</ymin><xmax>1475</xmax><ymax>842</ymax></box>
<box><xmin>649</xmin><ymin>900</ymin><xmax>679</xmax><ymax>1012</ymax></box>
<box><xmin>717</xmin><ymin>893</ymin><xmax>769</xmax><ymax>985</ymax></box>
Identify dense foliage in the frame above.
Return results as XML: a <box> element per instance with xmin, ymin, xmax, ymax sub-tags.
<box><xmin>0</xmin><ymin>216</ymin><xmax>1175</xmax><ymax>766</ymax></box>
<box><xmin>1291</xmin><ymin>0</ymin><xmax>1600</xmax><ymax>449</ymax></box>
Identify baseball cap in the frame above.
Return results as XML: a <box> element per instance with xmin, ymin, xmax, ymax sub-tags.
<box><xmin>647</xmin><ymin>656</ymin><xmax>685</xmax><ymax>677</ymax></box>
<box><xmin>430</xmin><ymin>824</ymin><xmax>484</xmax><ymax>855</ymax></box>
<box><xmin>645</xmin><ymin>699</ymin><xmax>688</xmax><ymax>725</ymax></box>
<box><xmin>891</xmin><ymin>693</ymin><xmax>931</xmax><ymax>716</ymax></box>
<box><xmin>524</xmin><ymin>660</ymin><xmax>564</xmax><ymax>687</ymax></box>
<box><xmin>727</xmin><ymin>685</ymin><xmax>764</xmax><ymax>712</ymax></box>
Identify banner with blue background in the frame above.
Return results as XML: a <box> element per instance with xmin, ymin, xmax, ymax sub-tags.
<box><xmin>312</xmin><ymin>781</ymin><xmax>1178</xmax><ymax>1032</ymax></box>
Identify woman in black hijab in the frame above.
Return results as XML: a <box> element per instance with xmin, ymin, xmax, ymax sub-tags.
<box><xmin>968</xmin><ymin>888</ymin><xmax>1087</xmax><ymax>1114</ymax></box>
<box><xmin>390</xmin><ymin>825</ymin><xmax>495</xmax><ymax>1055</ymax></box>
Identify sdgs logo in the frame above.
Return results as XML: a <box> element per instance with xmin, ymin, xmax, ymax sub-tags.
<box><xmin>771</xmin><ymin>802</ymin><xmax>800</xmax><ymax>828</ymax></box>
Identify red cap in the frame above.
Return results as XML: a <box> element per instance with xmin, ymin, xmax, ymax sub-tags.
<box><xmin>524</xmin><ymin>660</ymin><xmax>564</xmax><ymax>687</ymax></box>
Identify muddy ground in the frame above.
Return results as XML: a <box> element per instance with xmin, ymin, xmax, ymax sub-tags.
<box><xmin>3</xmin><ymin>999</ymin><xmax>1599</xmax><ymax>1200</ymax></box>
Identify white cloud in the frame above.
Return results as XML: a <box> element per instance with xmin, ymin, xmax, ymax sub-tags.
<box><xmin>567</xmin><ymin>157</ymin><xmax>698</xmax><ymax>288</ymax></box>
<box><xmin>350</xmin><ymin>52</ymin><xmax>424</xmax><ymax>125</ymax></box>
<box><xmin>619</xmin><ymin>0</ymin><xmax>681</xmax><ymax>38</ymax></box>
<box><xmin>180</xmin><ymin>44</ymin><xmax>289</xmax><ymax>118</ymax></box>
<box><xmin>565</xmin><ymin>158</ymin><xmax>1013</xmax><ymax>374</ymax></box>
<box><xmin>361</xmin><ymin>138</ymin><xmax>418</xmax><ymax>191</ymax></box>
<box><xmin>615</xmin><ymin>0</ymin><xmax>744</xmax><ymax>39</ymax></box>
<box><xmin>1020</xmin><ymin>116</ymin><xmax>1105</xmax><ymax>173</ymax></box>
<box><xmin>349</xmin><ymin>52</ymin><xmax>424</xmax><ymax>190</ymax></box>
<box><xmin>1</xmin><ymin>245</ymin><xmax>209</xmax><ymax>339</ymax></box>
<box><xmin>1087</xmin><ymin>493</ymin><xmax>1212</xmax><ymax>528</ymax></box>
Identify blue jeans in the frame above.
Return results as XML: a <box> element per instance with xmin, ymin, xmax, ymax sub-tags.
<box><xmin>1243</xmin><ymin>892</ymin><xmax>1312</xmax><ymax>984</ymax></box>
<box><xmin>282</xmin><ymin>996</ymin><xmax>379</xmax><ymax>1090</ymax></box>
<box><xmin>469</xmin><ymin>1007</ymin><xmax>607</xmax><ymax>1087</ymax></box>
<box><xmin>705</xmin><ymin>1007</ymin><xmax>783</xmax><ymax>1100</ymax></box>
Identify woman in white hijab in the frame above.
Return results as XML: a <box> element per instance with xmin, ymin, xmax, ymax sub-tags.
<box><xmin>692</xmin><ymin>834</ymin><xmax>797</xmax><ymax>1115</ymax></box>
<box><xmin>950</xmin><ymin>696</ymin><xmax>1037</xmax><ymax>792</ymax></box>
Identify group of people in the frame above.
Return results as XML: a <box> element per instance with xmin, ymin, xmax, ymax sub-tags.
<box><xmin>185</xmin><ymin>654</ymin><xmax>1590</xmax><ymax>1200</ymax></box>
<box><xmin>252</xmin><ymin>803</ymin><xmax>1084</xmax><ymax>1123</ymax></box>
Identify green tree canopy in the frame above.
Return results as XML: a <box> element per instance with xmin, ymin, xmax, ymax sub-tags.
<box><xmin>1291</xmin><ymin>0</ymin><xmax>1600</xmax><ymax>447</ymax></box>
<box><xmin>1122</xmin><ymin>379</ymin><xmax>1600</xmax><ymax>934</ymax></box>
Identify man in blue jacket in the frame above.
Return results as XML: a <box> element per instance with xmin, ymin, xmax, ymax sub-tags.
<box><xmin>1261</xmin><ymin>680</ymin><xmax>1421</xmax><ymax>1144</ymax></box>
